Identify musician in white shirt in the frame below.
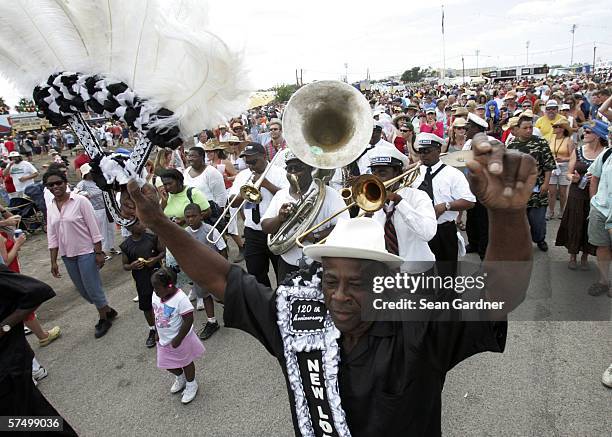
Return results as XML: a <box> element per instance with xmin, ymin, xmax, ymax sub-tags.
<box><xmin>411</xmin><ymin>133</ymin><xmax>475</xmax><ymax>278</ymax></box>
<box><xmin>366</xmin><ymin>146</ymin><xmax>437</xmax><ymax>273</ymax></box>
<box><xmin>229</xmin><ymin>143</ymin><xmax>289</xmax><ymax>286</ymax></box>
<box><xmin>262</xmin><ymin>152</ymin><xmax>349</xmax><ymax>282</ymax></box>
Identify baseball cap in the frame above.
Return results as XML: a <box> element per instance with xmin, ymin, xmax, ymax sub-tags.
<box><xmin>240</xmin><ymin>142</ymin><xmax>266</xmax><ymax>157</ymax></box>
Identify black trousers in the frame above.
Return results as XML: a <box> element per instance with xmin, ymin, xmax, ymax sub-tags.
<box><xmin>428</xmin><ymin>221</ymin><xmax>458</xmax><ymax>279</ymax></box>
<box><xmin>244</xmin><ymin>227</ymin><xmax>278</xmax><ymax>287</ymax></box>
<box><xmin>277</xmin><ymin>257</ymin><xmax>300</xmax><ymax>285</ymax></box>
<box><xmin>466</xmin><ymin>200</ymin><xmax>489</xmax><ymax>260</ymax></box>
<box><xmin>0</xmin><ymin>370</ymin><xmax>78</xmax><ymax>436</ymax></box>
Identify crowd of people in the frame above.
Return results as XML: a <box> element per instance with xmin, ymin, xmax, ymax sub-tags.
<box><xmin>1</xmin><ymin>71</ymin><xmax>611</xmax><ymax>434</ymax></box>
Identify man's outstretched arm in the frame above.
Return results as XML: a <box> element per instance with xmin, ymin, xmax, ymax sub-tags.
<box><xmin>127</xmin><ymin>181</ymin><xmax>230</xmax><ymax>300</ymax></box>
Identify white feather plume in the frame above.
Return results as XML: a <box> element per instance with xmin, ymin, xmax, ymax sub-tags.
<box><xmin>0</xmin><ymin>0</ymin><xmax>251</xmax><ymax>136</ymax></box>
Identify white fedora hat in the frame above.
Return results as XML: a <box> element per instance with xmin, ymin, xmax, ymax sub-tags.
<box><xmin>303</xmin><ymin>217</ymin><xmax>403</xmax><ymax>267</ymax></box>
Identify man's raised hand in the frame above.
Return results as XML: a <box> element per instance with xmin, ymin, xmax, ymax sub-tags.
<box><xmin>466</xmin><ymin>133</ymin><xmax>537</xmax><ymax>211</ymax></box>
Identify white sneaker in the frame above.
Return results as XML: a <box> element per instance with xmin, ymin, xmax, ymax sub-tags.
<box><xmin>170</xmin><ymin>373</ymin><xmax>186</xmax><ymax>394</ymax></box>
<box><xmin>132</xmin><ymin>295</ymin><xmax>139</xmax><ymax>302</ymax></box>
<box><xmin>602</xmin><ymin>364</ymin><xmax>612</xmax><ymax>388</ymax></box>
<box><xmin>181</xmin><ymin>380</ymin><xmax>198</xmax><ymax>404</ymax></box>
<box><xmin>196</xmin><ymin>298</ymin><xmax>204</xmax><ymax>311</ymax></box>
<box><xmin>32</xmin><ymin>366</ymin><xmax>48</xmax><ymax>382</ymax></box>
<box><xmin>187</xmin><ymin>289</ymin><xmax>196</xmax><ymax>301</ymax></box>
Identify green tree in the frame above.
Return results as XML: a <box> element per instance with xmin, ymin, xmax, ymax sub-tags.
<box><xmin>274</xmin><ymin>84</ymin><xmax>299</xmax><ymax>103</ymax></box>
<box><xmin>0</xmin><ymin>97</ymin><xmax>9</xmax><ymax>114</ymax></box>
<box><xmin>15</xmin><ymin>97</ymin><xmax>38</xmax><ymax>113</ymax></box>
<box><xmin>401</xmin><ymin>67</ymin><xmax>431</xmax><ymax>83</ymax></box>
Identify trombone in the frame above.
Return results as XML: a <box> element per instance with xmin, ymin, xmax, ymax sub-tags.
<box><xmin>206</xmin><ymin>152</ymin><xmax>282</xmax><ymax>244</ymax></box>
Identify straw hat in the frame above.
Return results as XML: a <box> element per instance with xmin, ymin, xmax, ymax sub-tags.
<box><xmin>202</xmin><ymin>139</ymin><xmax>227</xmax><ymax>151</ymax></box>
<box><xmin>552</xmin><ymin>117</ymin><xmax>573</xmax><ymax>135</ymax></box>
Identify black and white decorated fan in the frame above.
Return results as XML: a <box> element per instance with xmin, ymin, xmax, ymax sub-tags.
<box><xmin>0</xmin><ymin>0</ymin><xmax>250</xmax><ymax>226</ymax></box>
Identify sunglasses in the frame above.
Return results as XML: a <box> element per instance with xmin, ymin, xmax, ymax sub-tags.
<box><xmin>583</xmin><ymin>129</ymin><xmax>593</xmax><ymax>134</ymax></box>
<box><xmin>286</xmin><ymin>164</ymin><xmax>306</xmax><ymax>173</ymax></box>
<box><xmin>46</xmin><ymin>180</ymin><xmax>65</xmax><ymax>188</ymax></box>
<box><xmin>400</xmin><ymin>129</ymin><xmax>411</xmax><ymax>133</ymax></box>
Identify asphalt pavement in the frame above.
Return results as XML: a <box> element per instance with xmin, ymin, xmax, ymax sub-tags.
<box><xmin>18</xmin><ymin>209</ymin><xmax>612</xmax><ymax>437</ymax></box>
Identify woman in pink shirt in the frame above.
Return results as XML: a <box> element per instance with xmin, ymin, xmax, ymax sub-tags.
<box><xmin>420</xmin><ymin>108</ymin><xmax>444</xmax><ymax>138</ymax></box>
<box><xmin>44</xmin><ymin>169</ymin><xmax>116</xmax><ymax>339</ymax></box>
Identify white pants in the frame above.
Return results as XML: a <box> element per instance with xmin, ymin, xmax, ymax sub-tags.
<box><xmin>94</xmin><ymin>208</ymin><xmax>116</xmax><ymax>252</ymax></box>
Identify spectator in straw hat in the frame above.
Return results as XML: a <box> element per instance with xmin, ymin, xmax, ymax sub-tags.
<box><xmin>546</xmin><ymin>117</ymin><xmax>575</xmax><ymax>220</ymax></box>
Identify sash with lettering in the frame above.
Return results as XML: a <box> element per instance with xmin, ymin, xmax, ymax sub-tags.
<box><xmin>276</xmin><ymin>268</ymin><xmax>351</xmax><ymax>437</ymax></box>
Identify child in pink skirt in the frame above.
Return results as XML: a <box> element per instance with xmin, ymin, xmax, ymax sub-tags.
<box><xmin>151</xmin><ymin>267</ymin><xmax>205</xmax><ymax>404</ymax></box>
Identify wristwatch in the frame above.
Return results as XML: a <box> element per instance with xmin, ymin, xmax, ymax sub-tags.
<box><xmin>444</xmin><ymin>202</ymin><xmax>451</xmax><ymax>211</ymax></box>
<box><xmin>1</xmin><ymin>324</ymin><xmax>11</xmax><ymax>333</ymax></box>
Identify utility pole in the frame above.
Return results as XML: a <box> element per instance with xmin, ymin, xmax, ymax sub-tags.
<box><xmin>570</xmin><ymin>24</ymin><xmax>576</xmax><ymax>66</ymax></box>
<box><xmin>593</xmin><ymin>43</ymin><xmax>597</xmax><ymax>72</ymax></box>
<box><xmin>476</xmin><ymin>49</ymin><xmax>480</xmax><ymax>76</ymax></box>
<box><xmin>295</xmin><ymin>69</ymin><xmax>299</xmax><ymax>86</ymax></box>
<box><xmin>344</xmin><ymin>63</ymin><xmax>348</xmax><ymax>83</ymax></box>
<box><xmin>526</xmin><ymin>41</ymin><xmax>530</xmax><ymax>66</ymax></box>
<box><xmin>462</xmin><ymin>55</ymin><xmax>465</xmax><ymax>84</ymax></box>
<box><xmin>300</xmin><ymin>69</ymin><xmax>303</xmax><ymax>86</ymax></box>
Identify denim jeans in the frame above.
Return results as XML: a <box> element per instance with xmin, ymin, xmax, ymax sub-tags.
<box><xmin>527</xmin><ymin>206</ymin><xmax>547</xmax><ymax>244</ymax></box>
<box><xmin>62</xmin><ymin>252</ymin><xmax>108</xmax><ymax>309</ymax></box>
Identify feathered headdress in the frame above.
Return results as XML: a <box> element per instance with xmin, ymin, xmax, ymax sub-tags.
<box><xmin>0</xmin><ymin>0</ymin><xmax>250</xmax><ymax>225</ymax></box>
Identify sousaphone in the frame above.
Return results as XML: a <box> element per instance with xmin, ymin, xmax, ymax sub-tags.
<box><xmin>267</xmin><ymin>81</ymin><xmax>372</xmax><ymax>255</ymax></box>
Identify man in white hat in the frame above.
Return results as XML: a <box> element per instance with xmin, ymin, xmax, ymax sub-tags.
<box><xmin>366</xmin><ymin>145</ymin><xmax>437</xmax><ymax>273</ymax></box>
<box><xmin>412</xmin><ymin>133</ymin><xmax>475</xmax><ymax>278</ymax></box>
<box><xmin>535</xmin><ymin>100</ymin><xmax>563</xmax><ymax>141</ymax></box>
<box><xmin>6</xmin><ymin>151</ymin><xmax>39</xmax><ymax>197</ymax></box>
<box><xmin>126</xmin><ymin>136</ymin><xmax>537</xmax><ymax>436</ymax></box>
<box><xmin>262</xmin><ymin>152</ymin><xmax>349</xmax><ymax>282</ymax></box>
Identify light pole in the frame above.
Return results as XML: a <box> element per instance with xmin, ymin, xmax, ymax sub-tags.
<box><xmin>526</xmin><ymin>41</ymin><xmax>530</xmax><ymax>66</ymax></box>
<box><xmin>344</xmin><ymin>63</ymin><xmax>348</xmax><ymax>83</ymax></box>
<box><xmin>462</xmin><ymin>55</ymin><xmax>465</xmax><ymax>84</ymax></box>
<box><xmin>475</xmin><ymin>49</ymin><xmax>480</xmax><ymax>76</ymax></box>
<box><xmin>570</xmin><ymin>24</ymin><xmax>577</xmax><ymax>65</ymax></box>
<box><xmin>593</xmin><ymin>43</ymin><xmax>597</xmax><ymax>72</ymax></box>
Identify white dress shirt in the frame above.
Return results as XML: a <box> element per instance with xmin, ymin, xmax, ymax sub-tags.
<box><xmin>228</xmin><ymin>165</ymin><xmax>289</xmax><ymax>231</ymax></box>
<box><xmin>410</xmin><ymin>160</ymin><xmax>476</xmax><ymax>224</ymax></box>
<box><xmin>183</xmin><ymin>165</ymin><xmax>227</xmax><ymax>207</ymax></box>
<box><xmin>329</xmin><ymin>139</ymin><xmax>392</xmax><ymax>192</ymax></box>
<box><xmin>262</xmin><ymin>183</ymin><xmax>350</xmax><ymax>266</ymax></box>
<box><xmin>369</xmin><ymin>187</ymin><xmax>437</xmax><ymax>273</ymax></box>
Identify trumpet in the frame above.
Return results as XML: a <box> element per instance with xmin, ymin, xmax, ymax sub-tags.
<box><xmin>206</xmin><ymin>152</ymin><xmax>282</xmax><ymax>244</ymax></box>
<box><xmin>295</xmin><ymin>150</ymin><xmax>471</xmax><ymax>248</ymax></box>
<box><xmin>295</xmin><ymin>163</ymin><xmax>421</xmax><ymax>247</ymax></box>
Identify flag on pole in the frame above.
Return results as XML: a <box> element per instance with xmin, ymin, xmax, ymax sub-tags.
<box><xmin>441</xmin><ymin>6</ymin><xmax>445</xmax><ymax>34</ymax></box>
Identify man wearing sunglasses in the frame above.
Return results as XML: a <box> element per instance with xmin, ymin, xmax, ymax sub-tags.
<box><xmin>262</xmin><ymin>152</ymin><xmax>349</xmax><ymax>282</ymax></box>
<box><xmin>262</xmin><ymin>119</ymin><xmax>287</xmax><ymax>162</ymax></box>
<box><xmin>229</xmin><ymin>143</ymin><xmax>289</xmax><ymax>287</ymax></box>
<box><xmin>411</xmin><ymin>133</ymin><xmax>475</xmax><ymax>279</ymax></box>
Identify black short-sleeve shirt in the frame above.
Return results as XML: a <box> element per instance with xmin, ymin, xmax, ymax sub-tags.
<box><xmin>119</xmin><ymin>233</ymin><xmax>161</xmax><ymax>296</ymax></box>
<box><xmin>223</xmin><ymin>265</ymin><xmax>507</xmax><ymax>437</ymax></box>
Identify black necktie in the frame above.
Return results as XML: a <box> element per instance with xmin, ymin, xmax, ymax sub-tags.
<box><xmin>252</xmin><ymin>203</ymin><xmax>261</xmax><ymax>224</ymax></box>
<box><xmin>384</xmin><ymin>204</ymin><xmax>399</xmax><ymax>255</ymax></box>
<box><xmin>419</xmin><ymin>166</ymin><xmax>434</xmax><ymax>202</ymax></box>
